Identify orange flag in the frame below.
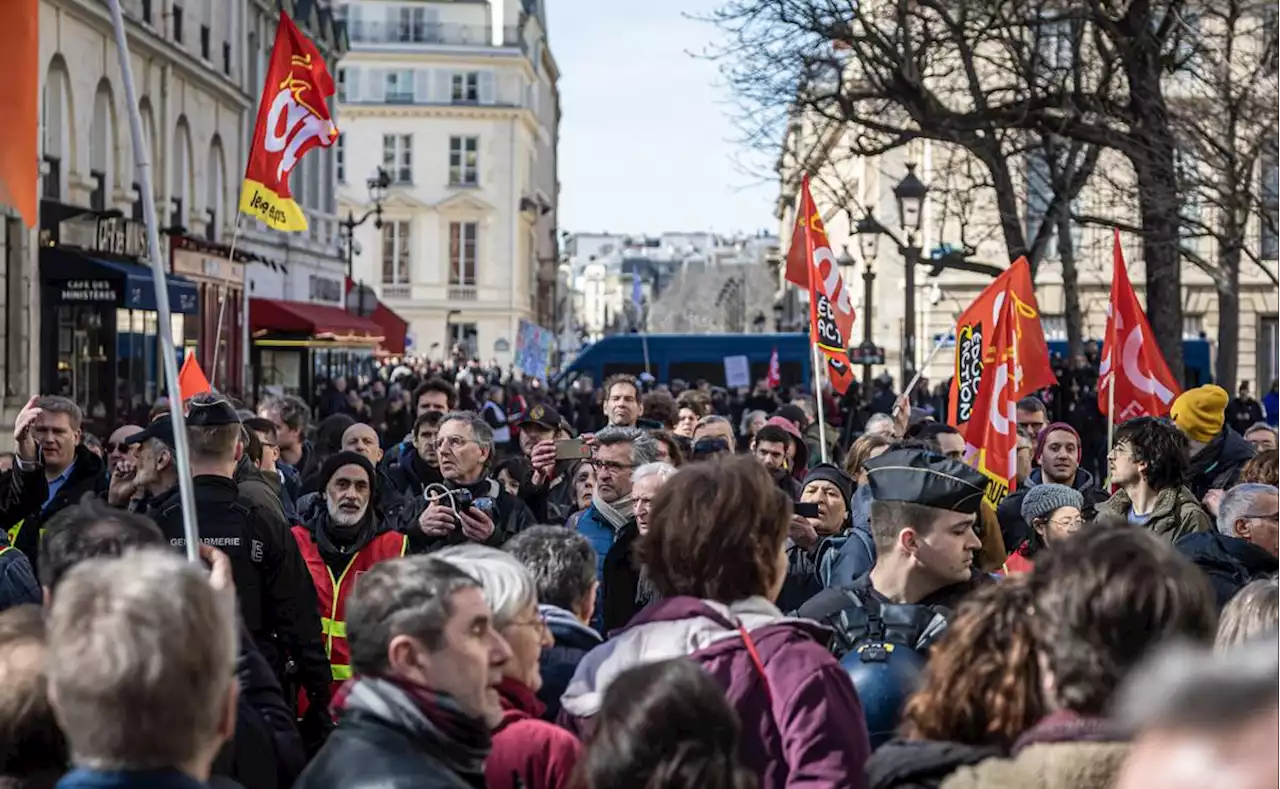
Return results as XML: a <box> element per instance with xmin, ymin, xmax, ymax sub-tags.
<box><xmin>238</xmin><ymin>12</ymin><xmax>338</xmax><ymax>231</ymax></box>
<box><xmin>962</xmin><ymin>279</ymin><xmax>1020</xmax><ymax>505</ymax></box>
<box><xmin>0</xmin><ymin>0</ymin><xmax>38</xmax><ymax>227</ymax></box>
<box><xmin>786</xmin><ymin>175</ymin><xmax>857</xmax><ymax>393</ymax></box>
<box><xmin>179</xmin><ymin>351</ymin><xmax>212</xmax><ymax>400</ymax></box>
<box><xmin>1098</xmin><ymin>229</ymin><xmax>1181</xmax><ymax>422</ymax></box>
<box><xmin>948</xmin><ymin>257</ymin><xmax>1056</xmax><ymax>429</ymax></box>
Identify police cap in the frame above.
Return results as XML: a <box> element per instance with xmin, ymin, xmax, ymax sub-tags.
<box><xmin>864</xmin><ymin>447</ymin><xmax>987</xmax><ymax>514</ymax></box>
<box><xmin>186</xmin><ymin>396</ymin><xmax>242</xmax><ymax>427</ymax></box>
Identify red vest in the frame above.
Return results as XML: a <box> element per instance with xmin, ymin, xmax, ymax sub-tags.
<box><xmin>292</xmin><ymin>526</ymin><xmax>407</xmax><ymax>696</ymax></box>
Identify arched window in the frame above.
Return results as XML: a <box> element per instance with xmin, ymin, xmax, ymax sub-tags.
<box><xmin>134</xmin><ymin>99</ymin><xmax>159</xmax><ymax>220</ymax></box>
<box><xmin>90</xmin><ymin>80</ymin><xmax>116</xmax><ymax>210</ymax></box>
<box><xmin>171</xmin><ymin>117</ymin><xmax>193</xmax><ymax>229</ymax></box>
<box><xmin>206</xmin><ymin>136</ymin><xmax>226</xmax><ymax>240</ymax></box>
<box><xmin>42</xmin><ymin>58</ymin><xmax>73</xmax><ymax>200</ymax></box>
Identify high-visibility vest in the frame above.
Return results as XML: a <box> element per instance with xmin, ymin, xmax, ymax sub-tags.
<box><xmin>291</xmin><ymin>526</ymin><xmax>407</xmax><ymax>694</ymax></box>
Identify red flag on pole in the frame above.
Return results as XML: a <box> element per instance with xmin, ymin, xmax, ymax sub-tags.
<box><xmin>786</xmin><ymin>175</ymin><xmax>856</xmax><ymax>394</ymax></box>
<box><xmin>962</xmin><ymin>279</ymin><xmax>1020</xmax><ymax>505</ymax></box>
<box><xmin>1098</xmin><ymin>229</ymin><xmax>1181</xmax><ymax>422</ymax></box>
<box><xmin>179</xmin><ymin>351</ymin><xmax>212</xmax><ymax>400</ymax></box>
<box><xmin>766</xmin><ymin>347</ymin><xmax>781</xmax><ymax>390</ymax></box>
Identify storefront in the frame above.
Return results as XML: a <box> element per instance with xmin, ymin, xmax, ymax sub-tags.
<box><xmin>170</xmin><ymin>235</ymin><xmax>248</xmax><ymax>396</ymax></box>
<box><xmin>249</xmin><ymin>297</ymin><xmax>383</xmax><ymax>401</ymax></box>
<box><xmin>39</xmin><ymin>202</ymin><xmax>200</xmax><ymax>438</ymax></box>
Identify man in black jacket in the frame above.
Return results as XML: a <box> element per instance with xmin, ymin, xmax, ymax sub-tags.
<box><xmin>517</xmin><ymin>403</ymin><xmax>581</xmax><ymax>525</ymax></box>
<box><xmin>383</xmin><ymin>412</ymin><xmax>444</xmax><ymax>500</ymax></box>
<box><xmin>1176</xmin><ymin>483</ymin><xmax>1278</xmax><ymax>609</ymax></box>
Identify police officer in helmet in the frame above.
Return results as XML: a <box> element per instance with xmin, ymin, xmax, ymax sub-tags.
<box><xmin>797</xmin><ymin>448</ymin><xmax>991</xmax><ymax>746</ymax></box>
<box><xmin>130</xmin><ymin>395</ymin><xmax>333</xmax><ymax>749</ymax></box>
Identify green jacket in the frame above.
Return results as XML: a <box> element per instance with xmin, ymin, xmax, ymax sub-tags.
<box><xmin>1096</xmin><ymin>486</ymin><xmax>1212</xmax><ymax>542</ymax></box>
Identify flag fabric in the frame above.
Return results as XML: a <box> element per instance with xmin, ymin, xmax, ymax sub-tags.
<box><xmin>962</xmin><ymin>280</ymin><xmax>1020</xmax><ymax>506</ymax></box>
<box><xmin>179</xmin><ymin>351</ymin><xmax>212</xmax><ymax>400</ymax></box>
<box><xmin>0</xmin><ymin>0</ymin><xmax>38</xmax><ymax>227</ymax></box>
<box><xmin>1098</xmin><ymin>229</ymin><xmax>1181</xmax><ymax>422</ymax></box>
<box><xmin>948</xmin><ymin>257</ymin><xmax>1056</xmax><ymax>429</ymax></box>
<box><xmin>766</xmin><ymin>347</ymin><xmax>781</xmax><ymax>390</ymax></box>
<box><xmin>238</xmin><ymin>12</ymin><xmax>338</xmax><ymax>232</ymax></box>
<box><xmin>787</xmin><ymin>175</ymin><xmax>856</xmax><ymax>394</ymax></box>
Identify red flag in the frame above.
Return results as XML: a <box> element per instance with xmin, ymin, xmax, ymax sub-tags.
<box><xmin>786</xmin><ymin>175</ymin><xmax>856</xmax><ymax>394</ymax></box>
<box><xmin>179</xmin><ymin>351</ymin><xmax>212</xmax><ymax>400</ymax></box>
<box><xmin>1098</xmin><ymin>229</ymin><xmax>1181</xmax><ymax>422</ymax></box>
<box><xmin>238</xmin><ymin>12</ymin><xmax>338</xmax><ymax>231</ymax></box>
<box><xmin>0</xmin><ymin>0</ymin><xmax>37</xmax><ymax>228</ymax></box>
<box><xmin>766</xmin><ymin>347</ymin><xmax>781</xmax><ymax>390</ymax></box>
<box><xmin>948</xmin><ymin>257</ymin><xmax>1056</xmax><ymax>429</ymax></box>
<box><xmin>962</xmin><ymin>280</ymin><xmax>1020</xmax><ymax>505</ymax></box>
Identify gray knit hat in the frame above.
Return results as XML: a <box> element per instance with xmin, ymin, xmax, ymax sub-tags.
<box><xmin>1020</xmin><ymin>483</ymin><xmax>1085</xmax><ymax>525</ymax></box>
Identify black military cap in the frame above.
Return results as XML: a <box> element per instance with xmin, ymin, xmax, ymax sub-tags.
<box><xmin>864</xmin><ymin>448</ymin><xmax>987</xmax><ymax>515</ymax></box>
<box><xmin>123</xmin><ymin>415</ymin><xmax>175</xmax><ymax>448</ymax></box>
<box><xmin>185</xmin><ymin>395</ymin><xmax>242</xmax><ymax>427</ymax></box>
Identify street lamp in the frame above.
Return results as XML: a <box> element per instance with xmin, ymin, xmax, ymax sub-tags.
<box><xmin>340</xmin><ymin>167</ymin><xmax>392</xmax><ymax>285</ymax></box>
<box><xmin>893</xmin><ymin>165</ymin><xmax>928</xmax><ymax>387</ymax></box>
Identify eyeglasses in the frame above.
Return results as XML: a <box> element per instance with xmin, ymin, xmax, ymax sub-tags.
<box><xmin>435</xmin><ymin>436</ymin><xmax>478</xmax><ymax>451</ymax></box>
<box><xmin>506</xmin><ymin>611</ymin><xmax>550</xmax><ymax>635</ymax></box>
<box><xmin>1242</xmin><ymin>513</ymin><xmax>1280</xmax><ymax>523</ymax></box>
<box><xmin>1049</xmin><ymin>516</ymin><xmax>1085</xmax><ymax>528</ymax></box>
<box><xmin>590</xmin><ymin>459</ymin><xmax>635</xmax><ymax>474</ymax></box>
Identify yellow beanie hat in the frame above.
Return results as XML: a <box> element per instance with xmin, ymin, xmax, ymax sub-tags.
<box><xmin>1170</xmin><ymin>384</ymin><xmax>1229</xmax><ymax>443</ymax></box>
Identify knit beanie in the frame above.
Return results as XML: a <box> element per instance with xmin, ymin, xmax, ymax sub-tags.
<box><xmin>802</xmin><ymin>463</ymin><xmax>854</xmax><ymax>514</ymax></box>
<box><xmin>1020</xmin><ymin>483</ymin><xmax>1084</xmax><ymax>526</ymax></box>
<box><xmin>316</xmin><ymin>450</ymin><xmax>377</xmax><ymax>494</ymax></box>
<box><xmin>1170</xmin><ymin>384</ymin><xmax>1230</xmax><ymax>443</ymax></box>
<box><xmin>1034</xmin><ymin>422</ymin><xmax>1082</xmax><ymax>462</ymax></box>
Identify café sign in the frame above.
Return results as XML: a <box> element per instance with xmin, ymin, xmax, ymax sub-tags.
<box><xmin>54</xmin><ymin>278</ymin><xmax>121</xmax><ymax>304</ymax></box>
<box><xmin>58</xmin><ymin>214</ymin><xmax>150</xmax><ymax>259</ymax></box>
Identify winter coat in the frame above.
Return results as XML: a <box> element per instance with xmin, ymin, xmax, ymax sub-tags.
<box><xmin>383</xmin><ymin>445</ymin><xmax>443</xmax><ymax>501</ymax></box>
<box><xmin>1096</xmin><ymin>486</ymin><xmax>1212</xmax><ymax>542</ymax></box>
<box><xmin>10</xmin><ymin>445</ymin><xmax>105</xmax><ymax>577</ymax></box>
<box><xmin>1175</xmin><ymin>530</ymin><xmax>1279</xmax><ymax>610</ymax></box>
<box><xmin>567</xmin><ymin>504</ymin><xmax>643</xmax><ymax>633</ymax></box>
<box><xmin>996</xmin><ymin>468</ymin><xmax>1110</xmax><ymax>553</ymax></box>
<box><xmin>55</xmin><ymin>769</ymin><xmax>240</xmax><ymax>789</ymax></box>
<box><xmin>1264</xmin><ymin>390</ymin><xmax>1279</xmax><ymax>427</ymax></box>
<box><xmin>827</xmin><ymin>485</ymin><xmax>877</xmax><ymax>590</ymax></box>
<box><xmin>560</xmin><ymin>595</ymin><xmax>871</xmax><ymax>789</ymax></box>
<box><xmin>866</xmin><ymin>739</ymin><xmax>1001</xmax><ymax>789</ymax></box>
<box><xmin>0</xmin><ymin>542</ymin><xmax>40</xmax><ymax>612</ymax></box>
<box><xmin>537</xmin><ymin>604</ymin><xmax>602</xmax><ymax>721</ymax></box>
<box><xmin>1187</xmin><ymin>429</ymin><xmax>1256</xmax><ymax>500</ymax></box>
<box><xmin>778</xmin><ymin>528</ymin><xmax>872</xmax><ymax>613</ymax></box>
<box><xmin>402</xmin><ymin>478</ymin><xmax>535</xmax><ymax>554</ymax></box>
<box><xmin>941</xmin><ymin>711</ymin><xmax>1128</xmax><ymax>789</ymax></box>
<box><xmin>1228</xmin><ymin>396</ymin><xmax>1266</xmax><ymax>437</ymax></box>
<box><xmin>234</xmin><ymin>455</ymin><xmax>287</xmax><ymax>525</ymax></box>
<box><xmin>0</xmin><ymin>460</ymin><xmax>48</xmax><ymax>535</ymax></box>
<box><xmin>486</xmin><ymin>678</ymin><xmax>582</xmax><ymax>789</ymax></box>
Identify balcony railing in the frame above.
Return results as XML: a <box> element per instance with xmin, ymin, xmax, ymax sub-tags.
<box><xmin>347</xmin><ymin>21</ymin><xmax>521</xmax><ymax>48</ymax></box>
<box><xmin>448</xmin><ymin>285</ymin><xmax>478</xmax><ymax>301</ymax></box>
<box><xmin>382</xmin><ymin>284</ymin><xmax>411</xmax><ymax>299</ymax></box>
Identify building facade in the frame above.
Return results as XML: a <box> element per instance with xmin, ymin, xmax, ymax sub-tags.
<box><xmin>335</xmin><ymin>0</ymin><xmax>559</xmax><ymax>366</ymax></box>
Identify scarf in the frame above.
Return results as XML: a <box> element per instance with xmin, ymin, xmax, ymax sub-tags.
<box><xmin>593</xmin><ymin>492</ymin><xmax>634</xmax><ymax>531</ymax></box>
<box><xmin>335</xmin><ymin>676</ymin><xmax>491</xmax><ymax>787</ymax></box>
<box><xmin>314</xmin><ymin>506</ymin><xmax>376</xmax><ymax>562</ymax></box>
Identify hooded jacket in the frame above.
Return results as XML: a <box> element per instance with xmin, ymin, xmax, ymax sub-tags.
<box><xmin>1175</xmin><ymin>530</ymin><xmax>1279</xmax><ymax>609</ymax></box>
<box><xmin>486</xmin><ymin>678</ymin><xmax>582</xmax><ymax>789</ymax></box>
<box><xmin>867</xmin><ymin>739</ymin><xmax>1002</xmax><ymax>789</ymax></box>
<box><xmin>559</xmin><ymin>595</ymin><xmax>871</xmax><ymax>789</ymax></box>
<box><xmin>995</xmin><ymin>468</ymin><xmax>1110</xmax><ymax>553</ymax></box>
<box><xmin>1095</xmin><ymin>486</ymin><xmax>1212</xmax><ymax>542</ymax></box>
<box><xmin>537</xmin><ymin>604</ymin><xmax>602</xmax><ymax>721</ymax></box>
<box><xmin>1187</xmin><ymin>429</ymin><xmax>1256</xmax><ymax>499</ymax></box>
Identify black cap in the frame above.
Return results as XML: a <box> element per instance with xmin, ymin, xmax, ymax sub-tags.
<box><xmin>186</xmin><ymin>396</ymin><xmax>242</xmax><ymax>427</ymax></box>
<box><xmin>864</xmin><ymin>448</ymin><xmax>987</xmax><ymax>515</ymax></box>
<box><xmin>519</xmin><ymin>403</ymin><xmax>563</xmax><ymax>431</ymax></box>
<box><xmin>123</xmin><ymin>415</ymin><xmax>175</xmax><ymax>448</ymax></box>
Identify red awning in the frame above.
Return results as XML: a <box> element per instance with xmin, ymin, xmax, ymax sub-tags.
<box><xmin>250</xmin><ymin>298</ymin><xmax>384</xmax><ymax>342</ymax></box>
<box><xmin>371</xmin><ymin>301</ymin><xmax>409</xmax><ymax>355</ymax></box>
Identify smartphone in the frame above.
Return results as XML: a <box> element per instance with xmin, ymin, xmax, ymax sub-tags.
<box><xmin>794</xmin><ymin>502</ymin><xmax>821</xmax><ymax>518</ymax></box>
<box><xmin>555</xmin><ymin>438</ymin><xmax>592</xmax><ymax>461</ymax></box>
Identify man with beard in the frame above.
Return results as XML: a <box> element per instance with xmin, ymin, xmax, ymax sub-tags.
<box><xmin>412</xmin><ymin>411</ymin><xmax>535</xmax><ymax>552</ymax></box>
<box><xmin>752</xmin><ymin>423</ymin><xmax>800</xmax><ymax>498</ymax></box>
<box><xmin>293</xmin><ymin>452</ymin><xmax>407</xmax><ymax>697</ymax></box>
<box><xmin>602</xmin><ymin>375</ymin><xmax>643</xmax><ymax>428</ymax></box>
<box><xmin>517</xmin><ymin>403</ymin><xmax>581</xmax><ymax>524</ymax></box>
<box><xmin>996</xmin><ymin>422</ymin><xmax>1110</xmax><ymax>551</ymax></box>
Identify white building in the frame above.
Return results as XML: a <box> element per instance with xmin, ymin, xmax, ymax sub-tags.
<box><xmin>335</xmin><ymin>0</ymin><xmax>559</xmax><ymax>365</ymax></box>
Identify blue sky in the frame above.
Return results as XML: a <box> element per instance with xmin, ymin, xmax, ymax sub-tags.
<box><xmin>546</xmin><ymin>0</ymin><xmax>778</xmax><ymax>236</ymax></box>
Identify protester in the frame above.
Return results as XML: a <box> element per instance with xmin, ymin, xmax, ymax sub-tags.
<box><xmin>778</xmin><ymin>463</ymin><xmax>855</xmax><ymax>611</ymax></box>
<box><xmin>825</xmin><ymin>434</ymin><xmax>893</xmax><ymax>590</ymax></box>
<box><xmin>603</xmin><ymin>375</ymin><xmax>644</xmax><ymax>428</ymax></box>
<box><xmin>913</xmin><ymin>423</ymin><xmax>965</xmax><ymax>461</ymax></box>
<box><xmin>295</xmin><ymin>556</ymin><xmax>512</xmax><ymax>789</ymax></box>
<box><xmin>674</xmin><ymin>389</ymin><xmax>711</xmax><ymax>438</ymax></box>
<box><xmin>691</xmin><ymin>415</ymin><xmax>736</xmax><ymax>460</ymax></box>
<box><xmin>570</xmin><ymin>461</ymin><xmax>596</xmax><ymax>515</ymax></box>
<box><xmin>1014</xmin><ymin>396</ymin><xmax>1048</xmax><ymax>441</ymax></box>
<box><xmin>942</xmin><ymin>523</ymin><xmax>1216</xmax><ymax>789</ymax></box>
<box><xmin>413</xmin><ymin>411</ymin><xmax>535</xmax><ymax>551</ymax></box>
<box><xmin>234</xmin><ymin>422</ymin><xmax>291</xmax><ymax>524</ymax></box>
<box><xmin>1096</xmin><ymin>416</ymin><xmax>1212</xmax><ymax>540</ymax></box>
<box><xmin>1170</xmin><ymin>384</ymin><xmax>1256</xmax><ymax>498</ymax></box>
<box><xmin>1174</xmin><ymin>483</ymin><xmax>1278</xmax><ymax>609</ymax></box>
<box><xmin>1001</xmin><ymin>484</ymin><xmax>1084</xmax><ymax>575</ymax></box>
<box><xmin>649</xmin><ymin>428</ymin><xmax>686</xmax><ymax>467</ymax></box>
<box><xmin>794</xmin><ymin>395</ymin><xmax>839</xmax><ymax>467</ymax></box>
<box><xmin>0</xmin><ymin>526</ymin><xmax>39</xmax><ymax>611</ymax></box>
<box><xmin>1215</xmin><ymin>578</ymin><xmax>1278</xmax><ymax>652</ymax></box>
<box><xmin>1243</xmin><ymin>422</ymin><xmax>1278</xmax><ymax>452</ymax></box>
<box><xmin>384</xmin><ymin>411</ymin><xmax>445</xmax><ymax>499</ymax></box>
<box><xmin>1227</xmin><ymin>381</ymin><xmax>1267</xmax><ymax>437</ymax></box>
<box><xmin>863</xmin><ymin>413</ymin><xmax>895</xmax><ymax>438</ymax></box>
<box><xmin>1239</xmin><ymin>449</ymin><xmax>1279</xmax><ymax>486</ymax></box>
<box><xmin>561</xmin><ymin>456</ymin><xmax>871</xmax><ymax>789</ymax></box>
<box><xmin>47</xmin><ymin>551</ymin><xmax>238</xmax><ymax>789</ymax></box>
<box><xmin>520</xmin><ymin>403</ymin><xmax>582</xmax><ymax>524</ymax></box>
<box><xmin>752</xmin><ymin>424</ymin><xmax>801</xmax><ymax>498</ymax></box>
<box><xmin>763</xmin><ymin>414</ymin><xmax>809</xmax><ymax>480</ymax></box>
<box><xmin>0</xmin><ymin>605</ymin><xmax>66</xmax><ymax>789</ymax></box>
<box><xmin>866</xmin><ymin>580</ymin><xmax>1042</xmax><ymax>789</ymax></box>
<box><xmin>641</xmin><ymin>390</ymin><xmax>678</xmax><ymax>430</ymax></box>
<box><xmin>504</xmin><ymin>526</ymin><xmax>603</xmax><ymax>720</ymax></box>
<box><xmin>260</xmin><ymin>394</ymin><xmax>317</xmax><ymax>482</ymax></box>
<box><xmin>434</xmin><ymin>545</ymin><xmax>583</xmax><ymax>789</ymax></box>
<box><xmin>580</xmin><ymin>658</ymin><xmax>757</xmax><ymax>789</ymax></box>
<box><xmin>341</xmin><ymin>422</ymin><xmax>384</xmax><ymax>464</ymax></box>
<box><xmin>1112</xmin><ymin>640</ymin><xmax>1277</xmax><ymax>789</ymax></box>
<box><xmin>413</xmin><ymin>376</ymin><xmax>458</xmax><ymax>417</ymax></box>
<box><xmin>996</xmin><ymin>422</ymin><xmax>1109</xmax><ymax>551</ymax></box>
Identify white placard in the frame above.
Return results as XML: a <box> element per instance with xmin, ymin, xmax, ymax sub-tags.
<box><xmin>724</xmin><ymin>355</ymin><xmax>751</xmax><ymax>388</ymax></box>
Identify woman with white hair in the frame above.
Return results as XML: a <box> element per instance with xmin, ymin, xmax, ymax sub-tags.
<box><xmin>434</xmin><ymin>545</ymin><xmax>583</xmax><ymax>789</ymax></box>
<box><xmin>599</xmin><ymin>462</ymin><xmax>678</xmax><ymax>634</ymax></box>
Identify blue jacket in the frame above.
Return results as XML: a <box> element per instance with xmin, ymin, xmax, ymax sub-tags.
<box><xmin>1265</xmin><ymin>391</ymin><xmax>1279</xmax><ymax>427</ymax></box>
<box><xmin>56</xmin><ymin>768</ymin><xmax>222</xmax><ymax>789</ymax></box>
<box><xmin>0</xmin><ymin>542</ymin><xmax>40</xmax><ymax>612</ymax></box>
<box><xmin>568</xmin><ymin>504</ymin><xmax>616</xmax><ymax>629</ymax></box>
<box><xmin>537</xmin><ymin>603</ymin><xmax>602</xmax><ymax>721</ymax></box>
<box><xmin>826</xmin><ymin>485</ymin><xmax>877</xmax><ymax>590</ymax></box>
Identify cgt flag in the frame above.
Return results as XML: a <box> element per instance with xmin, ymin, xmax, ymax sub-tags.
<box><xmin>766</xmin><ymin>347</ymin><xmax>781</xmax><ymax>390</ymax></box>
<box><xmin>962</xmin><ymin>279</ymin><xmax>1020</xmax><ymax>506</ymax></box>
<box><xmin>1098</xmin><ymin>229</ymin><xmax>1181</xmax><ymax>421</ymax></box>
<box><xmin>785</xmin><ymin>175</ymin><xmax>856</xmax><ymax>394</ymax></box>
<box><xmin>948</xmin><ymin>257</ymin><xmax>1056</xmax><ymax>430</ymax></box>
<box><xmin>238</xmin><ymin>12</ymin><xmax>338</xmax><ymax>232</ymax></box>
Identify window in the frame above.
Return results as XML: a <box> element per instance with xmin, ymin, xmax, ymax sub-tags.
<box><xmin>223</xmin><ymin>42</ymin><xmax>231</xmax><ymax>76</ymax></box>
<box><xmin>206</xmin><ymin>208</ymin><xmax>217</xmax><ymax>241</ymax></box>
<box><xmin>449</xmin><ymin>322</ymin><xmax>478</xmax><ymax>358</ymax></box>
<box><xmin>90</xmin><ymin>171</ymin><xmax>106</xmax><ymax>211</ymax></box>
<box><xmin>381</xmin><ymin>221</ymin><xmax>411</xmax><ymax>284</ymax></box>
<box><xmin>1040</xmin><ymin>314</ymin><xmax>1067</xmax><ymax>341</ymax></box>
<box><xmin>1183</xmin><ymin>314</ymin><xmax>1204</xmax><ymax>339</ymax></box>
<box><xmin>385</xmin><ymin>70</ymin><xmax>414</xmax><ymax>104</ymax></box>
<box><xmin>449</xmin><ymin>221</ymin><xmax>478</xmax><ymax>285</ymax></box>
<box><xmin>173</xmin><ymin>4</ymin><xmax>183</xmax><ymax>43</ymax></box>
<box><xmin>337</xmin><ymin>68</ymin><xmax>347</xmax><ymax>101</ymax></box>
<box><xmin>449</xmin><ymin>136</ymin><xmax>479</xmax><ymax>186</ymax></box>
<box><xmin>382</xmin><ymin>134</ymin><xmax>412</xmax><ymax>183</ymax></box>
<box><xmin>141</xmin><ymin>0</ymin><xmax>152</xmax><ymax>24</ymax></box>
<box><xmin>451</xmin><ymin>72</ymin><xmax>480</xmax><ymax>103</ymax></box>
<box><xmin>170</xmin><ymin>196</ymin><xmax>183</xmax><ymax>229</ymax></box>
<box><xmin>336</xmin><ymin>133</ymin><xmax>345</xmax><ymax>183</ymax></box>
<box><xmin>42</xmin><ymin>156</ymin><xmax>60</xmax><ymax>200</ymax></box>
<box><xmin>1263</xmin><ymin>143</ymin><xmax>1278</xmax><ymax>261</ymax></box>
<box><xmin>131</xmin><ymin>182</ymin><xmax>143</xmax><ymax>221</ymax></box>
<box><xmin>200</xmin><ymin>24</ymin><xmax>210</xmax><ymax>59</ymax></box>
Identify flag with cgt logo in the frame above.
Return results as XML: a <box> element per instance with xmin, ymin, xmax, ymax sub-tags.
<box><xmin>238</xmin><ymin>11</ymin><xmax>338</xmax><ymax>232</ymax></box>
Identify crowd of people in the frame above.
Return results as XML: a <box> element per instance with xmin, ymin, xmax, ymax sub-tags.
<box><xmin>0</xmin><ymin>358</ymin><xmax>1276</xmax><ymax>789</ymax></box>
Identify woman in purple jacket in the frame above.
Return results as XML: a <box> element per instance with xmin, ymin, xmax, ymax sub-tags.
<box><xmin>560</xmin><ymin>456</ymin><xmax>871</xmax><ymax>789</ymax></box>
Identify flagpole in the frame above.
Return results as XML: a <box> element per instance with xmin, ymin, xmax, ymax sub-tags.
<box><xmin>811</xmin><ymin>341</ymin><xmax>829</xmax><ymax>463</ymax></box>
<box><xmin>896</xmin><ymin>334</ymin><xmax>949</xmax><ymax>417</ymax></box>
<box><xmin>106</xmin><ymin>0</ymin><xmax>200</xmax><ymax>562</ymax></box>
<box><xmin>210</xmin><ymin>216</ymin><xmax>243</xmax><ymax>390</ymax></box>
